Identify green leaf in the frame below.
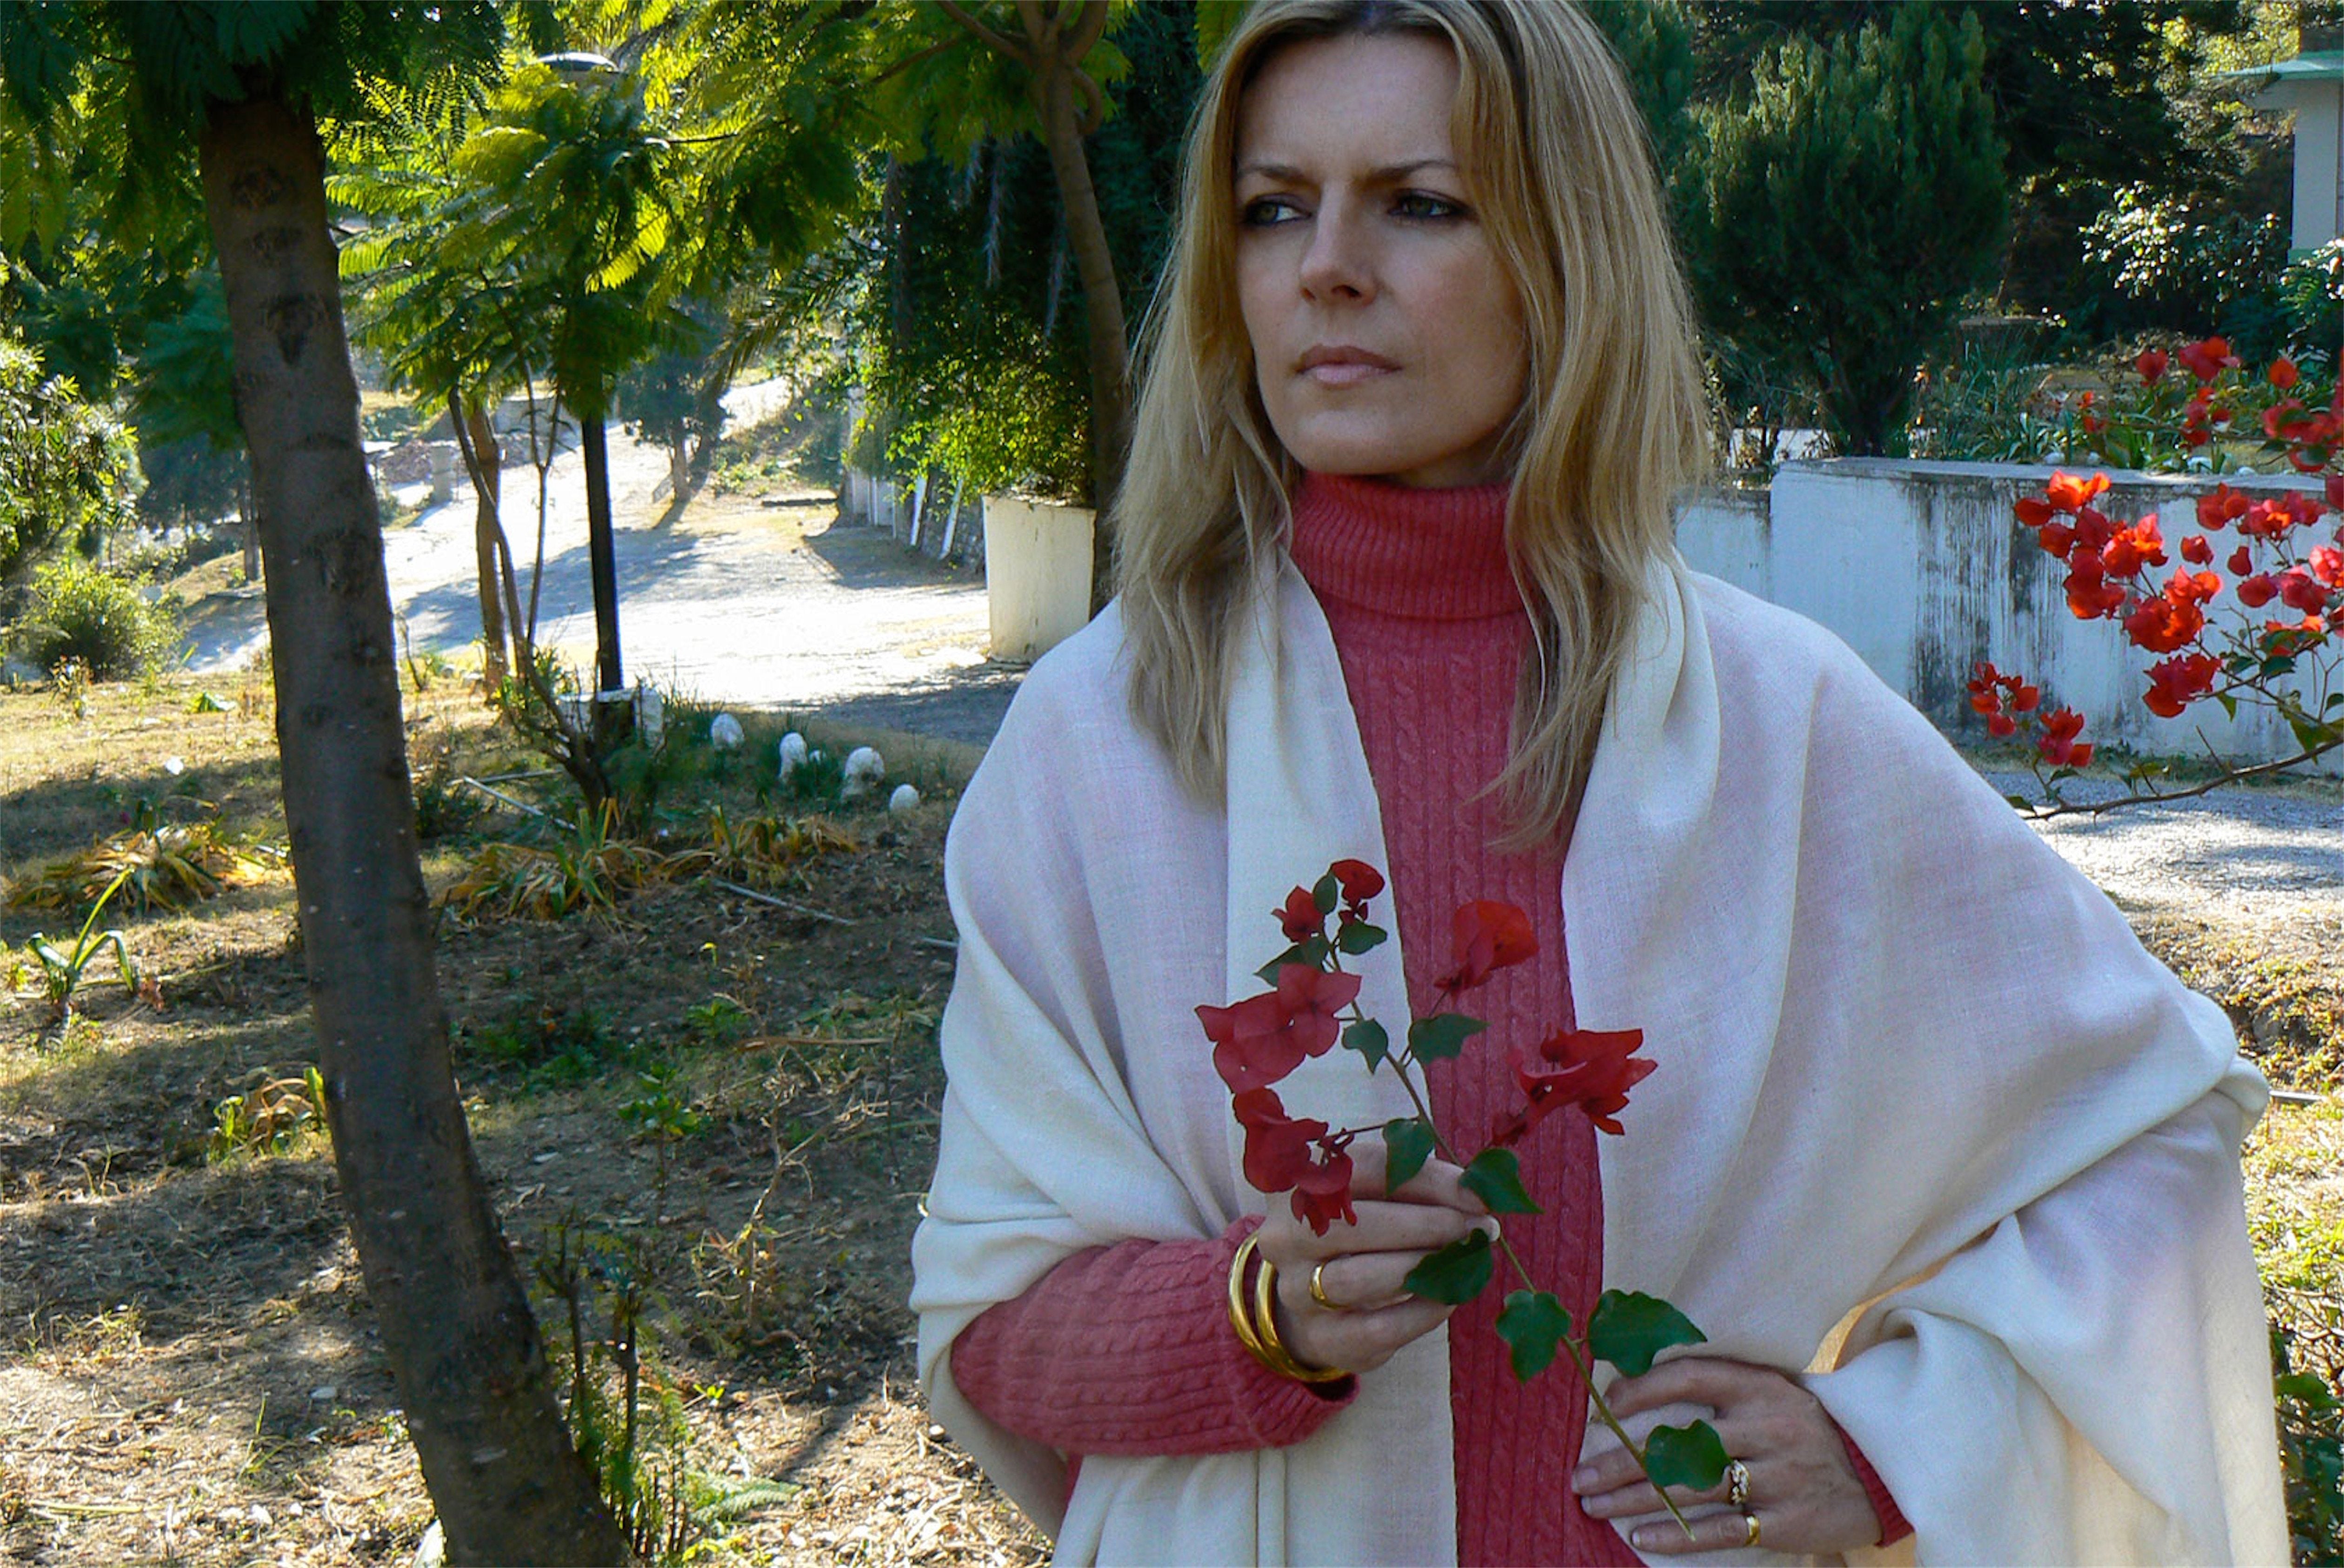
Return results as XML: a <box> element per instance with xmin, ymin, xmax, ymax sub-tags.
<box><xmin>1254</xmin><ymin>935</ymin><xmax>1330</xmax><ymax>983</ymax></box>
<box><xmin>1408</xmin><ymin>1014</ymin><xmax>1486</xmax><ymax>1063</ymax></box>
<box><xmin>1344</xmin><ymin>1018</ymin><xmax>1390</xmax><ymax>1070</ymax></box>
<box><xmin>1312</xmin><ymin>873</ymin><xmax>1338</xmax><ymax>915</ymax></box>
<box><xmin>1403</xmin><ymin>1228</ymin><xmax>1492</xmax><ymax>1304</ymax></box>
<box><xmin>2216</xmin><ymin>690</ymin><xmax>2238</xmax><ymax>720</ymax></box>
<box><xmin>1335</xmin><ymin>919</ymin><xmax>1387</xmax><ymax>955</ymax></box>
<box><xmin>2290</xmin><ymin>715</ymin><xmax>2340</xmax><ymax>753</ymax></box>
<box><xmin>2325</xmin><ymin>691</ymin><xmax>2344</xmax><ymax>711</ymax></box>
<box><xmin>1382</xmin><ymin>1117</ymin><xmax>1435</xmax><ymax>1193</ymax></box>
<box><xmin>1587</xmin><ymin>1289</ymin><xmax>1707</xmax><ymax>1377</ymax></box>
<box><xmin>1642</xmin><ymin>1420</ymin><xmax>1731</xmax><ymax>1491</ymax></box>
<box><xmin>2262</xmin><ymin>655</ymin><xmax>2299</xmax><ymax>679</ymax></box>
<box><xmin>1460</xmin><ymin>1147</ymin><xmax>1542</xmax><ymax>1215</ymax></box>
<box><xmin>1495</xmin><ymin>1289</ymin><xmax>1572</xmax><ymax>1381</ymax></box>
<box><xmin>2003</xmin><ymin>793</ymin><xmax>2032</xmax><ymax>811</ymax></box>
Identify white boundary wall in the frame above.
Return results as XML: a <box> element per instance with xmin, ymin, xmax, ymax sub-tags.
<box><xmin>1676</xmin><ymin>458</ymin><xmax>2339</xmax><ymax>770</ymax></box>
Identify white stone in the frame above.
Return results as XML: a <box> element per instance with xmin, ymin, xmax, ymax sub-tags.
<box><xmin>888</xmin><ymin>784</ymin><xmax>921</xmax><ymax>813</ymax></box>
<box><xmin>709</xmin><ymin>713</ymin><xmax>744</xmax><ymax>750</ymax></box>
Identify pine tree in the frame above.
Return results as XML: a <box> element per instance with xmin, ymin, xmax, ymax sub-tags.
<box><xmin>1692</xmin><ymin>6</ymin><xmax>2007</xmax><ymax>455</ymax></box>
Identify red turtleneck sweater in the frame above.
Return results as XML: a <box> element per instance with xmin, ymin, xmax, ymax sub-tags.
<box><xmin>950</xmin><ymin>472</ymin><xmax>1907</xmax><ymax>1562</ymax></box>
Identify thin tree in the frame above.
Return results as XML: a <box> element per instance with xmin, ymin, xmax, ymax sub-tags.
<box><xmin>0</xmin><ymin>6</ymin><xmax>629</xmax><ymax>1561</ymax></box>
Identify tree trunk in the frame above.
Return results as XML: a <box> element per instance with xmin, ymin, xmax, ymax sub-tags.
<box><xmin>1030</xmin><ymin>32</ymin><xmax>1127</xmax><ymax>613</ymax></box>
<box><xmin>451</xmin><ymin>392</ymin><xmax>509</xmax><ymax>696</ymax></box>
<box><xmin>196</xmin><ymin>92</ymin><xmax>628</xmax><ymax>1568</ymax></box>
<box><xmin>240</xmin><ymin>472</ymin><xmax>260</xmax><ymax>583</ymax></box>
<box><xmin>579</xmin><ymin>406</ymin><xmax>624</xmax><ymax>698</ymax></box>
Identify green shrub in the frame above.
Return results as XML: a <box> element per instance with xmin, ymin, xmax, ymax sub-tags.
<box><xmin>14</xmin><ymin>556</ymin><xmax>180</xmax><ymax>679</ymax></box>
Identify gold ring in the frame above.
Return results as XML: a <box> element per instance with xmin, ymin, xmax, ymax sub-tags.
<box><xmin>1743</xmin><ymin>1511</ymin><xmax>1761</xmax><ymax>1548</ymax></box>
<box><xmin>1724</xmin><ymin>1458</ymin><xmax>1751</xmax><ymax>1510</ymax></box>
<box><xmin>1308</xmin><ymin>1261</ymin><xmax>1344</xmax><ymax>1312</ymax></box>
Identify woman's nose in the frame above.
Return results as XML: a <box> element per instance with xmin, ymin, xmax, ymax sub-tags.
<box><xmin>1297</xmin><ymin>198</ymin><xmax>1374</xmax><ymax>304</ymax></box>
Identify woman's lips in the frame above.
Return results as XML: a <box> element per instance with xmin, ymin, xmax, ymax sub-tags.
<box><xmin>1301</xmin><ymin>359</ymin><xmax>1395</xmax><ymax>388</ymax></box>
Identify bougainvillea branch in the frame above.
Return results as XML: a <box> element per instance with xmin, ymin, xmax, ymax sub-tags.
<box><xmin>1984</xmin><ymin>338</ymin><xmax>2343</xmax><ymax>817</ymax></box>
<box><xmin>1201</xmin><ymin>862</ymin><xmax>1726</xmax><ymax>1534</ymax></box>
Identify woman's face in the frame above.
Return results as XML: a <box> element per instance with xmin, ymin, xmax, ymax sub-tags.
<box><xmin>1232</xmin><ymin>32</ymin><xmax>1529</xmax><ymax>489</ymax></box>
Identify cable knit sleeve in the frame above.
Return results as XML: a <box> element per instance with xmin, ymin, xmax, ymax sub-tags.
<box><xmin>949</xmin><ymin>1216</ymin><xmax>1356</xmax><ymax>1455</ymax></box>
<box><xmin>1837</xmin><ymin>1426</ymin><xmax>1913</xmax><ymax>1546</ymax></box>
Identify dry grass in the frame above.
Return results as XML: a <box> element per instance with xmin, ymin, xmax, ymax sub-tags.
<box><xmin>0</xmin><ymin>672</ymin><xmax>1043</xmax><ymax>1566</ymax></box>
<box><xmin>0</xmin><ymin>673</ymin><xmax>2334</xmax><ymax>1566</ymax></box>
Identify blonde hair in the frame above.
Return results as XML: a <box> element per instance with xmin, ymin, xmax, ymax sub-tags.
<box><xmin>1113</xmin><ymin>0</ymin><xmax>1710</xmax><ymax>850</ymax></box>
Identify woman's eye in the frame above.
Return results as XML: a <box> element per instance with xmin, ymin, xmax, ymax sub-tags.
<box><xmin>1394</xmin><ymin>191</ymin><xmax>1464</xmax><ymax>221</ymax></box>
<box><xmin>1240</xmin><ymin>195</ymin><xmax>1303</xmax><ymax>227</ymax></box>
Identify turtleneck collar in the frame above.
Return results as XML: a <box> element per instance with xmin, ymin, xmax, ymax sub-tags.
<box><xmin>1287</xmin><ymin>469</ymin><xmax>1523</xmax><ymax>621</ymax></box>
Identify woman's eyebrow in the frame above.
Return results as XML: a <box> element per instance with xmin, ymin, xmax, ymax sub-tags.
<box><xmin>1233</xmin><ymin>157</ymin><xmax>1460</xmax><ymax>185</ymax></box>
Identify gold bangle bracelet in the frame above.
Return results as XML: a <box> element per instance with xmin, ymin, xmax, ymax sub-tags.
<box><xmin>1227</xmin><ymin>1234</ymin><xmax>1351</xmax><ymax>1385</ymax></box>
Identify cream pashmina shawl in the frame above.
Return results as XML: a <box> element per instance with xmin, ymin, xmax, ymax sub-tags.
<box><xmin>910</xmin><ymin>560</ymin><xmax>2285</xmax><ymax>1566</ymax></box>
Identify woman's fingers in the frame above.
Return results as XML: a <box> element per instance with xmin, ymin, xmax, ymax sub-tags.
<box><xmin>1344</xmin><ymin>1145</ymin><xmax>1487</xmax><ymax>1213</ymax></box>
<box><xmin>1287</xmin><ymin>1246</ymin><xmax>1442</xmax><ymax>1314</ymax></box>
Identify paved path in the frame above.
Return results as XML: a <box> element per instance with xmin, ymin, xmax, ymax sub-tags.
<box><xmin>182</xmin><ymin>383</ymin><xmax>1022</xmax><ymax>749</ymax></box>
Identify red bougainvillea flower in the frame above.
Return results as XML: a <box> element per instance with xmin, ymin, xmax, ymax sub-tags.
<box><xmin>1275</xmin><ymin>963</ymin><xmax>1362</xmax><ymax>1058</ymax></box>
<box><xmin>2180</xmin><ymin>533</ymin><xmax>2213</xmax><ymax>566</ymax></box>
<box><xmin>2098</xmin><ymin>518</ymin><xmax>2166</xmax><ymax>577</ymax></box>
<box><xmin>1290</xmin><ymin>1140</ymin><xmax>1357</xmax><ymax>1235</ymax></box>
<box><xmin>1967</xmin><ymin>663</ymin><xmax>2040</xmax><ymax>737</ymax></box>
<box><xmin>1328</xmin><ymin>858</ymin><xmax>1385</xmax><ymax>907</ymax></box>
<box><xmin>2044</xmin><ymin>471</ymin><xmax>2111</xmax><ymax>513</ymax></box>
<box><xmin>2325</xmin><ymin>475</ymin><xmax>2344</xmax><ymax>512</ymax></box>
<box><xmin>2238</xmin><ymin>492</ymin><xmax>2323</xmax><ymax>541</ymax></box>
<box><xmin>2279</xmin><ymin>568</ymin><xmax>2332</xmax><ymax>614</ymax></box>
<box><xmin>2124</xmin><ymin>593</ymin><xmax>2204</xmax><ymax>655</ymax></box>
<box><xmin>2197</xmin><ymin>485</ymin><xmax>2250</xmax><ymax>532</ymax></box>
<box><xmin>2271</xmin><ymin>355</ymin><xmax>2302</xmax><ymax>390</ymax></box>
<box><xmin>1231</xmin><ymin>1087</ymin><xmax>1327</xmax><ymax>1193</ymax></box>
<box><xmin>2064</xmin><ymin>553</ymin><xmax>2129</xmax><ymax>619</ymax></box>
<box><xmin>2143</xmin><ymin>653</ymin><xmax>2222</xmax><ymax>719</ymax></box>
<box><xmin>2036</xmin><ymin>707</ymin><xmax>2094</xmax><ymax>768</ymax></box>
<box><xmin>1200</xmin><ymin>992</ymin><xmax>1309</xmax><ymax>1093</ymax></box>
<box><xmin>1437</xmin><ymin>900</ymin><xmax>1538</xmax><ymax>994</ymax></box>
<box><xmin>2177</xmin><ymin>336</ymin><xmax>2240</xmax><ymax>382</ymax></box>
<box><xmin>2136</xmin><ymin>348</ymin><xmax>2169</xmax><ymax>384</ymax></box>
<box><xmin>2237</xmin><ymin>573</ymin><xmax>2279</xmax><ymax>609</ymax></box>
<box><xmin>2311</xmin><ymin>545</ymin><xmax>2344</xmax><ymax>589</ymax></box>
<box><xmin>2227</xmin><ymin>544</ymin><xmax>2255</xmax><ymax>577</ymax></box>
<box><xmin>1492</xmin><ymin>1027</ymin><xmax>1656</xmax><ymax>1146</ymax></box>
<box><xmin>1275</xmin><ymin>885</ymin><xmax>1325</xmax><ymax>944</ymax></box>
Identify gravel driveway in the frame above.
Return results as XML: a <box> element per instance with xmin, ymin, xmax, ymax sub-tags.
<box><xmin>1984</xmin><ymin>770</ymin><xmax>2344</xmax><ymax>928</ymax></box>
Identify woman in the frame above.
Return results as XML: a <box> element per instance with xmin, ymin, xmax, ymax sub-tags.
<box><xmin>911</xmin><ymin>2</ymin><xmax>2285</xmax><ymax>1563</ymax></box>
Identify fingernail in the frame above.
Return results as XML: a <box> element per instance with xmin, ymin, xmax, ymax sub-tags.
<box><xmin>1570</xmin><ymin>1465</ymin><xmax>1596</xmax><ymax>1491</ymax></box>
<box><xmin>1630</xmin><ymin>1528</ymin><xmax>1655</xmax><ymax>1549</ymax></box>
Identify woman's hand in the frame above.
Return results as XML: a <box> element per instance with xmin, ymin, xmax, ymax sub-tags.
<box><xmin>1253</xmin><ymin>1141</ymin><xmax>1496</xmax><ymax>1377</ymax></box>
<box><xmin>1570</xmin><ymin>1357</ymin><xmax>1879</xmax><ymax>1556</ymax></box>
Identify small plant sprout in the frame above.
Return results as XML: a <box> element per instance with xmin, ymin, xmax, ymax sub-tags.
<box><xmin>22</xmin><ymin>864</ymin><xmax>141</xmax><ymax>1026</ymax></box>
<box><xmin>777</xmin><ymin>731</ymin><xmax>807</xmax><ymax>782</ymax></box>
<box><xmin>888</xmin><ymin>783</ymin><xmax>921</xmax><ymax>813</ymax></box>
<box><xmin>708</xmin><ymin>713</ymin><xmax>744</xmax><ymax>751</ymax></box>
<box><xmin>840</xmin><ymin>746</ymin><xmax>885</xmax><ymax>801</ymax></box>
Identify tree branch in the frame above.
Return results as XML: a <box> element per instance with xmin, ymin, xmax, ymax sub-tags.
<box><xmin>937</xmin><ymin>1</ymin><xmax>1032</xmax><ymax>66</ymax></box>
<box><xmin>868</xmin><ymin>30</ymin><xmax>974</xmax><ymax>89</ymax></box>
<box><xmin>2022</xmin><ymin>734</ymin><xmax>2344</xmax><ymax>819</ymax></box>
<box><xmin>1013</xmin><ymin>0</ymin><xmax>1056</xmax><ymax>51</ymax></box>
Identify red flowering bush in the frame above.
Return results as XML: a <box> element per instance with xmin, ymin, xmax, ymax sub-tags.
<box><xmin>1200</xmin><ymin>862</ymin><xmax>1727</xmax><ymax>1518</ymax></box>
<box><xmin>1983</xmin><ymin>338</ymin><xmax>2344</xmax><ymax>810</ymax></box>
